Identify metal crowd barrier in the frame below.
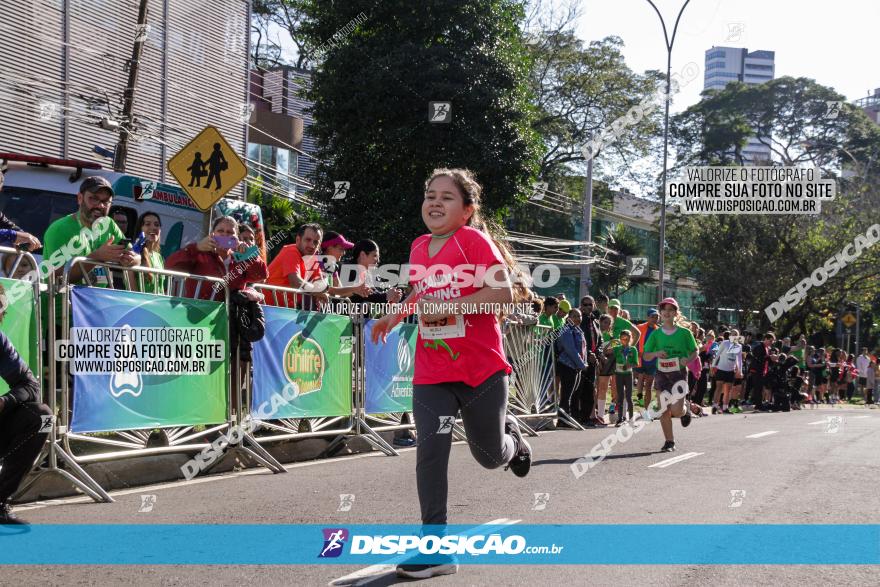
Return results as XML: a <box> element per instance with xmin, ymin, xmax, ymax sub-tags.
<box><xmin>42</xmin><ymin>260</ymin><xmax>284</xmax><ymax>502</ymax></box>
<box><xmin>504</xmin><ymin>323</ymin><xmax>562</xmax><ymax>431</ymax></box>
<box><xmin>13</xmin><ymin>260</ymin><xmax>557</xmax><ymax>503</ymax></box>
<box><xmin>0</xmin><ymin>247</ymin><xmax>64</xmax><ymax>502</ymax></box>
<box><xmin>248</xmin><ymin>283</ymin><xmax>358</xmax><ymax>453</ymax></box>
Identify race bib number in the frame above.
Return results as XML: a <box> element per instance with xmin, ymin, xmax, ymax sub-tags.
<box><xmin>93</xmin><ymin>267</ymin><xmax>111</xmax><ymax>287</ymax></box>
<box><xmin>419</xmin><ymin>315</ymin><xmax>465</xmax><ymax>340</ymax></box>
<box><xmin>658</xmin><ymin>357</ymin><xmax>680</xmax><ymax>372</ymax></box>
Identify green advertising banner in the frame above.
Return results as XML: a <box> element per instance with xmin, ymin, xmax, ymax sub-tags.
<box><xmin>68</xmin><ymin>287</ymin><xmax>228</xmax><ymax>433</ymax></box>
<box><xmin>252</xmin><ymin>305</ymin><xmax>352</xmax><ymax>419</ymax></box>
<box><xmin>0</xmin><ymin>277</ymin><xmax>39</xmax><ymax>397</ymax></box>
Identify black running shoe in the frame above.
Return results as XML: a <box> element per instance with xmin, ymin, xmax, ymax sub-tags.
<box><xmin>504</xmin><ymin>415</ymin><xmax>532</xmax><ymax>477</ymax></box>
<box><xmin>396</xmin><ymin>561</ymin><xmax>459</xmax><ymax>579</ymax></box>
<box><xmin>681</xmin><ymin>404</ymin><xmax>692</xmax><ymax>428</ymax></box>
<box><xmin>660</xmin><ymin>440</ymin><xmax>676</xmax><ymax>452</ymax></box>
<box><xmin>0</xmin><ymin>502</ymin><xmax>27</xmax><ymax>525</ymax></box>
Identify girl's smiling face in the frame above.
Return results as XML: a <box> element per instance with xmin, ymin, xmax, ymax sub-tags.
<box><xmin>422</xmin><ymin>175</ymin><xmax>473</xmax><ymax>235</ymax></box>
<box><xmin>659</xmin><ymin>305</ymin><xmax>677</xmax><ymax>323</ymax></box>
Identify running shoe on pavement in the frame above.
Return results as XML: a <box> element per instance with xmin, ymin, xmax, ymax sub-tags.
<box><xmin>681</xmin><ymin>401</ymin><xmax>692</xmax><ymax>427</ymax></box>
<box><xmin>397</xmin><ymin>557</ymin><xmax>459</xmax><ymax>579</ymax></box>
<box><xmin>504</xmin><ymin>415</ymin><xmax>532</xmax><ymax>478</ymax></box>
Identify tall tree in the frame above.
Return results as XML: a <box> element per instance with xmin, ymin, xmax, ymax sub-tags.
<box><xmin>668</xmin><ymin>77</ymin><xmax>880</xmax><ymax>337</ymax></box>
<box><xmin>526</xmin><ymin>33</ymin><xmax>663</xmax><ymax>185</ymax></box>
<box><xmin>299</xmin><ymin>0</ymin><xmax>541</xmax><ymax>263</ymax></box>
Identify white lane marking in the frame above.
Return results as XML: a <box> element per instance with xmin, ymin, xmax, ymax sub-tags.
<box><xmin>807</xmin><ymin>420</ymin><xmax>830</xmax><ymax>425</ymax></box>
<box><xmin>328</xmin><ymin>518</ymin><xmax>521</xmax><ymax>586</ymax></box>
<box><xmin>648</xmin><ymin>452</ymin><xmax>704</xmax><ymax>468</ymax></box>
<box><xmin>16</xmin><ymin>446</ymin><xmax>421</xmax><ymax>512</ymax></box>
<box><xmin>850</xmin><ymin>415</ymin><xmax>870</xmax><ymax>419</ymax></box>
<box><xmin>746</xmin><ymin>431</ymin><xmax>778</xmax><ymax>439</ymax></box>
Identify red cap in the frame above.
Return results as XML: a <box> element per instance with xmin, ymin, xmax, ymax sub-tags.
<box><xmin>322</xmin><ymin>233</ymin><xmax>355</xmax><ymax>249</ymax></box>
<box><xmin>658</xmin><ymin>297</ymin><xmax>679</xmax><ymax>311</ymax></box>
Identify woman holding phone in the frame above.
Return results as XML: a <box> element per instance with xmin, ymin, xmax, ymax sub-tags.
<box><xmin>166</xmin><ymin>216</ymin><xmax>267</xmax><ymax>300</ymax></box>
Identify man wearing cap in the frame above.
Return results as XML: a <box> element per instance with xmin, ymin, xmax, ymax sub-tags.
<box><xmin>635</xmin><ymin>308</ymin><xmax>660</xmax><ymax>416</ymax></box>
<box><xmin>43</xmin><ymin>176</ymin><xmax>140</xmax><ymax>286</ymax></box>
<box><xmin>608</xmin><ymin>298</ymin><xmax>639</xmax><ymax>346</ymax></box>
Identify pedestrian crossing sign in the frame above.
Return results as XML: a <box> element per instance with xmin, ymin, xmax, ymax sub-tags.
<box><xmin>167</xmin><ymin>125</ymin><xmax>247</xmax><ymax>211</ymax></box>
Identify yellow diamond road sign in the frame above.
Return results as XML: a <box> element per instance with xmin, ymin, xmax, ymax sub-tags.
<box><xmin>841</xmin><ymin>313</ymin><xmax>856</xmax><ymax>328</ymax></box>
<box><xmin>167</xmin><ymin>126</ymin><xmax>247</xmax><ymax>211</ymax></box>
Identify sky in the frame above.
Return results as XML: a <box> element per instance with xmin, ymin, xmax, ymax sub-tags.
<box><xmin>573</xmin><ymin>0</ymin><xmax>879</xmax><ymax>114</ymax></box>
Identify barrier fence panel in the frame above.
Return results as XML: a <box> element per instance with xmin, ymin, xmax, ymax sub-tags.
<box><xmin>249</xmin><ymin>283</ymin><xmax>355</xmax><ymax>447</ymax></box>
<box><xmin>358</xmin><ymin>319</ymin><xmax>418</xmax><ymax>456</ymax></box>
<box><xmin>504</xmin><ymin>323</ymin><xmax>560</xmax><ymax>431</ymax></box>
<box><xmin>0</xmin><ymin>248</ymin><xmax>68</xmax><ymax>503</ymax></box>
<box><xmin>57</xmin><ymin>260</ymin><xmax>287</xmax><ymax>485</ymax></box>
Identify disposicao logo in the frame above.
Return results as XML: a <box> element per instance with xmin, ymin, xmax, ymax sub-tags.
<box><xmin>110</xmin><ymin>371</ymin><xmax>143</xmax><ymax>398</ymax></box>
<box><xmin>319</xmin><ymin>528</ymin><xmax>349</xmax><ymax>558</ymax></box>
<box><xmin>283</xmin><ymin>332</ymin><xmax>325</xmax><ymax>395</ymax></box>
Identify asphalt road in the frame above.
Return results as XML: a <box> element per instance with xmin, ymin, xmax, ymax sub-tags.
<box><xmin>4</xmin><ymin>405</ymin><xmax>879</xmax><ymax>586</ymax></box>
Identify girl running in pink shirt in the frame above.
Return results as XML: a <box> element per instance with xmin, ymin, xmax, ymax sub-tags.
<box><xmin>371</xmin><ymin>168</ymin><xmax>532</xmax><ymax>579</ymax></box>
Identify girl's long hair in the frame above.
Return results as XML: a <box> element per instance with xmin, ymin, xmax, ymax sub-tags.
<box><xmin>424</xmin><ymin>168</ymin><xmax>531</xmax><ymax>303</ymax></box>
<box><xmin>133</xmin><ymin>212</ymin><xmax>162</xmax><ymax>267</ymax></box>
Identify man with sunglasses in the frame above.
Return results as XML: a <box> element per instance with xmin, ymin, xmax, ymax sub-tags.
<box><xmin>573</xmin><ymin>296</ymin><xmax>603</xmax><ymax>425</ymax></box>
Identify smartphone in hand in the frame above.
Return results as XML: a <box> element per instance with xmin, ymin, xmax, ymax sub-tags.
<box><xmin>131</xmin><ymin>232</ymin><xmax>147</xmax><ymax>254</ymax></box>
<box><xmin>213</xmin><ymin>236</ymin><xmax>239</xmax><ymax>250</ymax></box>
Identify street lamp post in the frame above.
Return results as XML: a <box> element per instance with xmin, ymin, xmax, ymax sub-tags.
<box><xmin>645</xmin><ymin>0</ymin><xmax>691</xmax><ymax>302</ymax></box>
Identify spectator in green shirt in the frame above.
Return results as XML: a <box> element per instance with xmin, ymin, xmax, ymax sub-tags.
<box><xmin>42</xmin><ymin>176</ymin><xmax>140</xmax><ymax>286</ymax></box>
<box><xmin>538</xmin><ymin>296</ymin><xmax>563</xmax><ymax>331</ymax></box>
<box><xmin>608</xmin><ymin>298</ymin><xmax>639</xmax><ymax>346</ymax></box>
<box><xmin>613</xmin><ymin>330</ymin><xmax>639</xmax><ymax>425</ymax></box>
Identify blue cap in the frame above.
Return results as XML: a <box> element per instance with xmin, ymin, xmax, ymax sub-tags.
<box><xmin>647</xmin><ymin>308</ymin><xmax>659</xmax><ymax>316</ymax></box>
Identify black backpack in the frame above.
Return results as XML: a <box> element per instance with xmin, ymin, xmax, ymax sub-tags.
<box><xmin>230</xmin><ymin>291</ymin><xmax>266</xmax><ymax>361</ymax></box>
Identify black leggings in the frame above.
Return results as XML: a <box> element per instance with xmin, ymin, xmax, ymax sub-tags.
<box><xmin>0</xmin><ymin>401</ymin><xmax>52</xmax><ymax>503</ymax></box>
<box><xmin>412</xmin><ymin>370</ymin><xmax>515</xmax><ymax>526</ymax></box>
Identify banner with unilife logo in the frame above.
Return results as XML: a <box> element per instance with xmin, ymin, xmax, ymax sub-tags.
<box><xmin>0</xmin><ymin>277</ymin><xmax>39</xmax><ymax>397</ymax></box>
<box><xmin>363</xmin><ymin>320</ymin><xmax>416</xmax><ymax>414</ymax></box>
<box><xmin>252</xmin><ymin>306</ymin><xmax>352</xmax><ymax>419</ymax></box>
<box><xmin>68</xmin><ymin>287</ymin><xmax>228</xmax><ymax>433</ymax></box>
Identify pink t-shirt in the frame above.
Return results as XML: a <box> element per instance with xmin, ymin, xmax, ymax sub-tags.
<box><xmin>409</xmin><ymin>225</ymin><xmax>512</xmax><ymax>387</ymax></box>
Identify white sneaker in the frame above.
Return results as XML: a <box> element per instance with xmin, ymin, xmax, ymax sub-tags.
<box><xmin>396</xmin><ymin>562</ymin><xmax>459</xmax><ymax>579</ymax></box>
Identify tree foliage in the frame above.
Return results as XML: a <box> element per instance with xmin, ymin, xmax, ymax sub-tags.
<box><xmin>298</xmin><ymin>0</ymin><xmax>542</xmax><ymax>263</ymax></box>
<box><xmin>668</xmin><ymin>77</ymin><xmax>880</xmax><ymax>342</ymax></box>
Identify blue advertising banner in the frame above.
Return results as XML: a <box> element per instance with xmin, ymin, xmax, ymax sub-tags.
<box><xmin>251</xmin><ymin>305</ymin><xmax>352</xmax><ymax>419</ymax></box>
<box><xmin>363</xmin><ymin>320</ymin><xmax>417</xmax><ymax>414</ymax></box>
<box><xmin>68</xmin><ymin>287</ymin><xmax>228</xmax><ymax>433</ymax></box>
<box><xmin>1</xmin><ymin>524</ymin><xmax>877</xmax><ymax>565</ymax></box>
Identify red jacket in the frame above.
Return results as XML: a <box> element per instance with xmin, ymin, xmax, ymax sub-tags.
<box><xmin>165</xmin><ymin>243</ymin><xmax>268</xmax><ymax>300</ymax></box>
